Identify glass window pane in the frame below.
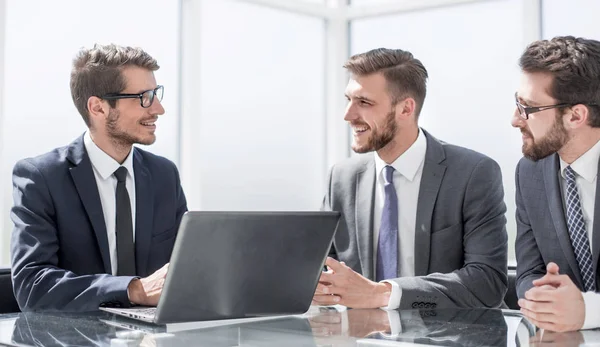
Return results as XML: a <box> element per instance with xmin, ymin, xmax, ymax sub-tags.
<box><xmin>351</xmin><ymin>0</ymin><xmax>524</xmax><ymax>262</ymax></box>
<box><xmin>195</xmin><ymin>0</ymin><xmax>326</xmax><ymax>211</ymax></box>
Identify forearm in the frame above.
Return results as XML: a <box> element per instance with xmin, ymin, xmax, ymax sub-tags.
<box><xmin>393</xmin><ymin>265</ymin><xmax>507</xmax><ymax>309</ymax></box>
<box><xmin>14</xmin><ymin>266</ymin><xmax>134</xmax><ymax>312</ymax></box>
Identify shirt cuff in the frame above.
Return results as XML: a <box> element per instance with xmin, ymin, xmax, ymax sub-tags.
<box><xmin>582</xmin><ymin>291</ymin><xmax>600</xmax><ymax>330</ymax></box>
<box><xmin>380</xmin><ymin>280</ymin><xmax>401</xmax><ymax>310</ymax></box>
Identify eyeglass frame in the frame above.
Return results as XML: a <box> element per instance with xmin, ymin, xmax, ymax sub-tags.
<box><xmin>101</xmin><ymin>85</ymin><xmax>164</xmax><ymax>108</ymax></box>
<box><xmin>515</xmin><ymin>92</ymin><xmax>597</xmax><ymax>120</ymax></box>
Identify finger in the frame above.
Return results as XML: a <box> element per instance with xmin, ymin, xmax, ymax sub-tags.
<box><xmin>319</xmin><ymin>272</ymin><xmax>335</xmax><ymax>284</ymax></box>
<box><xmin>311</xmin><ymin>294</ymin><xmax>341</xmax><ymax>305</ymax></box>
<box><xmin>533</xmin><ymin>274</ymin><xmax>571</xmax><ymax>287</ymax></box>
<box><xmin>315</xmin><ymin>283</ymin><xmax>330</xmax><ymax>294</ymax></box>
<box><xmin>546</xmin><ymin>262</ymin><xmax>560</xmax><ymax>275</ymax></box>
<box><xmin>519</xmin><ymin>307</ymin><xmax>556</xmax><ymax>324</ymax></box>
<box><xmin>518</xmin><ymin>299</ymin><xmax>555</xmax><ymax>314</ymax></box>
<box><xmin>325</xmin><ymin>257</ymin><xmax>345</xmax><ymax>272</ymax></box>
<box><xmin>525</xmin><ymin>287</ymin><xmax>559</xmax><ymax>302</ymax></box>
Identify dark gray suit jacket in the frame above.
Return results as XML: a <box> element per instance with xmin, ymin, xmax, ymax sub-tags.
<box><xmin>10</xmin><ymin>135</ymin><xmax>188</xmax><ymax>312</ymax></box>
<box><xmin>515</xmin><ymin>154</ymin><xmax>600</xmax><ymax>298</ymax></box>
<box><xmin>322</xmin><ymin>129</ymin><xmax>508</xmax><ymax>309</ymax></box>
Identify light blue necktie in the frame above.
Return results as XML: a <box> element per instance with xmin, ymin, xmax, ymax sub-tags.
<box><xmin>564</xmin><ymin>166</ymin><xmax>596</xmax><ymax>292</ymax></box>
<box><xmin>376</xmin><ymin>165</ymin><xmax>399</xmax><ymax>282</ymax></box>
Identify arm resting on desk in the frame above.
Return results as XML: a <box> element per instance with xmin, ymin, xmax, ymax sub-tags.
<box><xmin>10</xmin><ymin>159</ymin><xmax>134</xmax><ymax>312</ymax></box>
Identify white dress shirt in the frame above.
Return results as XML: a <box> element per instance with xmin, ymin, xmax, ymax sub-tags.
<box><xmin>558</xmin><ymin>138</ymin><xmax>600</xmax><ymax>330</ymax></box>
<box><xmin>84</xmin><ymin>131</ymin><xmax>136</xmax><ymax>276</ymax></box>
<box><xmin>373</xmin><ymin>129</ymin><xmax>427</xmax><ymax>310</ymax></box>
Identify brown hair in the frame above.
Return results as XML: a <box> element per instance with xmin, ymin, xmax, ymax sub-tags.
<box><xmin>344</xmin><ymin>48</ymin><xmax>428</xmax><ymax>117</ymax></box>
<box><xmin>70</xmin><ymin>43</ymin><xmax>159</xmax><ymax>127</ymax></box>
<box><xmin>520</xmin><ymin>36</ymin><xmax>600</xmax><ymax>127</ymax></box>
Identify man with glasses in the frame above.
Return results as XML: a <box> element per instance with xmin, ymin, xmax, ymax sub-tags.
<box><xmin>312</xmin><ymin>48</ymin><xmax>508</xmax><ymax>310</ymax></box>
<box><xmin>513</xmin><ymin>36</ymin><xmax>600</xmax><ymax>332</ymax></box>
<box><xmin>10</xmin><ymin>44</ymin><xmax>187</xmax><ymax>312</ymax></box>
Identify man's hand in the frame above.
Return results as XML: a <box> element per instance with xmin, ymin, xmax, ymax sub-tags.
<box><xmin>127</xmin><ymin>263</ymin><xmax>169</xmax><ymax>306</ymax></box>
<box><xmin>311</xmin><ymin>257</ymin><xmax>392</xmax><ymax>309</ymax></box>
<box><xmin>518</xmin><ymin>262</ymin><xmax>585</xmax><ymax>332</ymax></box>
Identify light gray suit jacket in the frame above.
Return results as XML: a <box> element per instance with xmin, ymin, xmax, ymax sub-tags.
<box><xmin>515</xmin><ymin>154</ymin><xmax>600</xmax><ymax>298</ymax></box>
<box><xmin>322</xmin><ymin>129</ymin><xmax>508</xmax><ymax>309</ymax></box>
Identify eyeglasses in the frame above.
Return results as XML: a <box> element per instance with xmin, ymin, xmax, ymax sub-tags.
<box><xmin>102</xmin><ymin>85</ymin><xmax>164</xmax><ymax>108</ymax></box>
<box><xmin>514</xmin><ymin>92</ymin><xmax>597</xmax><ymax>120</ymax></box>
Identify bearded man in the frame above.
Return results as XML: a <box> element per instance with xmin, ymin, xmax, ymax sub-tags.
<box><xmin>10</xmin><ymin>44</ymin><xmax>187</xmax><ymax>312</ymax></box>
<box><xmin>311</xmin><ymin>48</ymin><xmax>508</xmax><ymax>310</ymax></box>
<box><xmin>513</xmin><ymin>36</ymin><xmax>600</xmax><ymax>332</ymax></box>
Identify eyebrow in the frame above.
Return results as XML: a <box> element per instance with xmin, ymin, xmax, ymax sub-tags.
<box><xmin>345</xmin><ymin>94</ymin><xmax>375</xmax><ymax>103</ymax></box>
<box><xmin>517</xmin><ymin>94</ymin><xmax>540</xmax><ymax>106</ymax></box>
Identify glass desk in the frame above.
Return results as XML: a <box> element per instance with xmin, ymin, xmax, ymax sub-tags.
<box><xmin>0</xmin><ymin>306</ymin><xmax>593</xmax><ymax>346</ymax></box>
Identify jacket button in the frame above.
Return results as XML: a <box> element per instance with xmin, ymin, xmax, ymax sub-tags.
<box><xmin>411</xmin><ymin>302</ymin><xmax>418</xmax><ymax>308</ymax></box>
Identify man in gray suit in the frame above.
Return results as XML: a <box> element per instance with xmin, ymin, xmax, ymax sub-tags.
<box><xmin>311</xmin><ymin>48</ymin><xmax>508</xmax><ymax>310</ymax></box>
<box><xmin>514</xmin><ymin>36</ymin><xmax>600</xmax><ymax>332</ymax></box>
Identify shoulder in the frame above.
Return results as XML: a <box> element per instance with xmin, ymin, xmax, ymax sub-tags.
<box><xmin>329</xmin><ymin>153</ymin><xmax>373</xmax><ymax>178</ymax></box>
<box><xmin>13</xmin><ymin>145</ymin><xmax>71</xmax><ymax>177</ymax></box>
<box><xmin>133</xmin><ymin>147</ymin><xmax>179</xmax><ymax>176</ymax></box>
<box><xmin>443</xmin><ymin>142</ymin><xmax>499</xmax><ymax>170</ymax></box>
<box><xmin>424</xmin><ymin>130</ymin><xmax>499</xmax><ymax>172</ymax></box>
<box><xmin>516</xmin><ymin>155</ymin><xmax>545</xmax><ymax>174</ymax></box>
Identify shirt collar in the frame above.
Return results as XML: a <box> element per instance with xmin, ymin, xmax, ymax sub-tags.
<box><xmin>374</xmin><ymin>128</ymin><xmax>427</xmax><ymax>182</ymax></box>
<box><xmin>84</xmin><ymin>131</ymin><xmax>135</xmax><ymax>181</ymax></box>
<box><xmin>559</xmin><ymin>139</ymin><xmax>600</xmax><ymax>183</ymax></box>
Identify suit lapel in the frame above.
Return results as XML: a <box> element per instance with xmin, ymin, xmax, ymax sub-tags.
<box><xmin>592</xmin><ymin>157</ymin><xmax>600</xmax><ymax>281</ymax></box>
<box><xmin>543</xmin><ymin>154</ymin><xmax>585</xmax><ymax>287</ymax></box>
<box><xmin>67</xmin><ymin>135</ymin><xmax>112</xmax><ymax>274</ymax></box>
<box><xmin>133</xmin><ymin>149</ymin><xmax>154</xmax><ymax>276</ymax></box>
<box><xmin>355</xmin><ymin>159</ymin><xmax>376</xmax><ymax>280</ymax></box>
<box><xmin>414</xmin><ymin>130</ymin><xmax>446</xmax><ymax>276</ymax></box>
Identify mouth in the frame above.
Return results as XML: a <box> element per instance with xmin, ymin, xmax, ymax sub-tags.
<box><xmin>351</xmin><ymin>125</ymin><xmax>370</xmax><ymax>136</ymax></box>
<box><xmin>140</xmin><ymin>119</ymin><xmax>157</xmax><ymax>130</ymax></box>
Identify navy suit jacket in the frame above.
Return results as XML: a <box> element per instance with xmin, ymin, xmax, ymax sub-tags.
<box><xmin>10</xmin><ymin>135</ymin><xmax>188</xmax><ymax>312</ymax></box>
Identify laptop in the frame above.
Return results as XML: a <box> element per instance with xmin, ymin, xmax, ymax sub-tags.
<box><xmin>100</xmin><ymin>211</ymin><xmax>340</xmax><ymax>324</ymax></box>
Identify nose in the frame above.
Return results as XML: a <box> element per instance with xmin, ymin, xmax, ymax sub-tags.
<box><xmin>343</xmin><ymin>101</ymin><xmax>356</xmax><ymax>122</ymax></box>
<box><xmin>511</xmin><ymin>107</ymin><xmax>525</xmax><ymax>128</ymax></box>
<box><xmin>151</xmin><ymin>98</ymin><xmax>165</xmax><ymax>116</ymax></box>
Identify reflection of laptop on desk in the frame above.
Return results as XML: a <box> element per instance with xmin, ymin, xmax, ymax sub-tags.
<box><xmin>100</xmin><ymin>211</ymin><xmax>340</xmax><ymax>325</ymax></box>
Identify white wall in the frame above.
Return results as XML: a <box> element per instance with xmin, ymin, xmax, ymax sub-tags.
<box><xmin>180</xmin><ymin>0</ymin><xmax>327</xmax><ymax>211</ymax></box>
<box><xmin>0</xmin><ymin>0</ymin><xmax>180</xmax><ymax>265</ymax></box>
<box><xmin>542</xmin><ymin>0</ymin><xmax>600</xmax><ymax>39</ymax></box>
<box><xmin>351</xmin><ymin>0</ymin><xmax>525</xmax><ymax>262</ymax></box>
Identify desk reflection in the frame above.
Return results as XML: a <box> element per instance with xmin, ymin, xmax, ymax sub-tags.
<box><xmin>309</xmin><ymin>307</ymin><xmax>508</xmax><ymax>347</ymax></box>
<box><xmin>10</xmin><ymin>312</ymin><xmax>317</xmax><ymax>347</ymax></box>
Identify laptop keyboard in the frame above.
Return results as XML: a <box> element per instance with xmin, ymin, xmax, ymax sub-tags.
<box><xmin>127</xmin><ymin>307</ymin><xmax>157</xmax><ymax>317</ymax></box>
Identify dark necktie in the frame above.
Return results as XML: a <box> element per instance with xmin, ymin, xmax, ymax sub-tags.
<box><xmin>114</xmin><ymin>166</ymin><xmax>136</xmax><ymax>276</ymax></box>
<box><xmin>376</xmin><ymin>165</ymin><xmax>399</xmax><ymax>282</ymax></box>
<box><xmin>564</xmin><ymin>166</ymin><xmax>596</xmax><ymax>291</ymax></box>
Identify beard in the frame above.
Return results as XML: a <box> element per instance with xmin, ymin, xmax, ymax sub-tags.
<box><xmin>106</xmin><ymin>108</ymin><xmax>156</xmax><ymax>150</ymax></box>
<box><xmin>522</xmin><ymin>113</ymin><xmax>569</xmax><ymax>161</ymax></box>
<box><xmin>351</xmin><ymin>108</ymin><xmax>397</xmax><ymax>154</ymax></box>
